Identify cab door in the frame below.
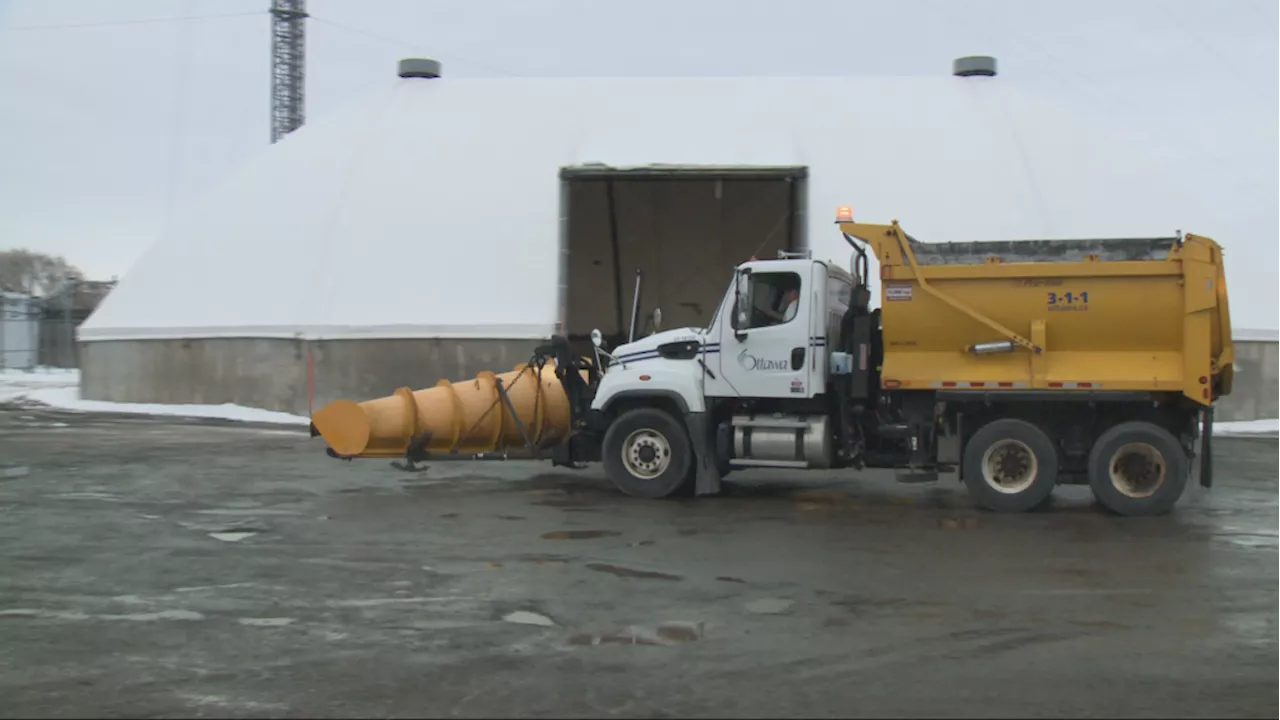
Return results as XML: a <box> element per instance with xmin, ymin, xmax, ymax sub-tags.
<box><xmin>715</xmin><ymin>265</ymin><xmax>815</xmax><ymax>398</ymax></box>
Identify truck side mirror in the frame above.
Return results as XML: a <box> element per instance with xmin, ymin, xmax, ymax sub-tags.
<box><xmin>650</xmin><ymin>308</ymin><xmax>662</xmax><ymax>334</ymax></box>
<box><xmin>731</xmin><ymin>270</ymin><xmax>750</xmax><ymax>339</ymax></box>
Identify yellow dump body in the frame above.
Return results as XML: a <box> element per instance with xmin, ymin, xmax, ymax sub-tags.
<box><xmin>837</xmin><ymin>221</ymin><xmax>1234</xmax><ymax>405</ymax></box>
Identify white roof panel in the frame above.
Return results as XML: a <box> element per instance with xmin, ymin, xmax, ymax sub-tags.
<box><xmin>79</xmin><ymin>75</ymin><xmax>1264</xmax><ymax>341</ymax></box>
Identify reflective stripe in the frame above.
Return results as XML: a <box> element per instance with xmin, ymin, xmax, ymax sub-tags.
<box><xmin>930</xmin><ymin>381</ymin><xmax>1031</xmax><ymax>389</ymax></box>
<box><xmin>615</xmin><ymin>343</ymin><xmax>722</xmax><ymax>363</ymax></box>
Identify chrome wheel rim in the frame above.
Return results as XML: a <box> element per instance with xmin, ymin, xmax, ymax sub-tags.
<box><xmin>981</xmin><ymin>439</ymin><xmax>1039</xmax><ymax>495</ymax></box>
<box><xmin>621</xmin><ymin>429</ymin><xmax>672</xmax><ymax>480</ymax></box>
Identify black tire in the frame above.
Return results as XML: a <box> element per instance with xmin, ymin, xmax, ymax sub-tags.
<box><xmin>601</xmin><ymin>408</ymin><xmax>694</xmax><ymax>499</ymax></box>
<box><xmin>961</xmin><ymin>418</ymin><xmax>1059</xmax><ymax>513</ymax></box>
<box><xmin>1087</xmin><ymin>421</ymin><xmax>1188</xmax><ymax>517</ymax></box>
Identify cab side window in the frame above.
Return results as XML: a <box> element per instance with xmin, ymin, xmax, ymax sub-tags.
<box><xmin>744</xmin><ymin>271</ymin><xmax>802</xmax><ymax>329</ymax></box>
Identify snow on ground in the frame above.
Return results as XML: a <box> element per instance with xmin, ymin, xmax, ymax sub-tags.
<box><xmin>0</xmin><ymin>367</ymin><xmax>81</xmax><ymax>401</ymax></box>
<box><xmin>0</xmin><ymin>368</ymin><xmax>1275</xmax><ymax>435</ymax></box>
<box><xmin>1214</xmin><ymin>418</ymin><xmax>1280</xmax><ymax>437</ymax></box>
<box><xmin>0</xmin><ymin>369</ymin><xmax>308</xmax><ymax>426</ymax></box>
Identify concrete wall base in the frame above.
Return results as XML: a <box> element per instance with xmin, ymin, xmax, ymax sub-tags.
<box><xmin>1215</xmin><ymin>340</ymin><xmax>1279</xmax><ymax>422</ymax></box>
<box><xmin>79</xmin><ymin>337</ymin><xmax>1278</xmax><ymax>422</ymax></box>
<box><xmin>80</xmin><ymin>338</ymin><xmax>544</xmax><ymax>417</ymax></box>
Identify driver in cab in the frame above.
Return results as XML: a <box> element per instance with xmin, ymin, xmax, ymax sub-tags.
<box><xmin>759</xmin><ymin>287</ymin><xmax>799</xmax><ymax>325</ymax></box>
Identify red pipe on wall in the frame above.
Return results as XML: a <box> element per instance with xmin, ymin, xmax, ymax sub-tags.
<box><xmin>307</xmin><ymin>344</ymin><xmax>315</xmax><ymax>416</ymax></box>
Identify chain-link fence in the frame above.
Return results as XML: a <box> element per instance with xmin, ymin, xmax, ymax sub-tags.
<box><xmin>0</xmin><ymin>281</ymin><xmax>113</xmax><ymax>371</ymax></box>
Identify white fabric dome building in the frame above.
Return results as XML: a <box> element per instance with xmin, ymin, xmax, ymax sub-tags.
<box><xmin>79</xmin><ymin>57</ymin><xmax>1219</xmax><ymax>415</ymax></box>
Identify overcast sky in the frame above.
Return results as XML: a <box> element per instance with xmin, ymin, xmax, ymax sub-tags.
<box><xmin>1</xmin><ymin>0</ymin><xmax>1276</xmax><ymax>325</ymax></box>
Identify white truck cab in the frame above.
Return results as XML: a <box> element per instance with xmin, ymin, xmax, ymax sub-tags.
<box><xmin>585</xmin><ymin>252</ymin><xmax>862</xmax><ymax>499</ymax></box>
<box><xmin>591</xmin><ymin>254</ymin><xmax>854</xmax><ymax>411</ymax></box>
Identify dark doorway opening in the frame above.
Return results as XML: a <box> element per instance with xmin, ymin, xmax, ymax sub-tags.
<box><xmin>559</xmin><ymin>166</ymin><xmax>808</xmax><ymax>349</ymax></box>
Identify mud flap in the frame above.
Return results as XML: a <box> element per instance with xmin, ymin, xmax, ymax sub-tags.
<box><xmin>684</xmin><ymin>413</ymin><xmax>722</xmax><ymax>496</ymax></box>
<box><xmin>1199</xmin><ymin>406</ymin><xmax>1214</xmax><ymax>489</ymax></box>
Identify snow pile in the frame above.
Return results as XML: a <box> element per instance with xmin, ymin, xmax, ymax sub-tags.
<box><xmin>0</xmin><ymin>369</ymin><xmax>309</xmax><ymax>426</ymax></box>
<box><xmin>0</xmin><ymin>368</ymin><xmax>79</xmax><ymax>403</ymax></box>
<box><xmin>1215</xmin><ymin>418</ymin><xmax>1280</xmax><ymax>438</ymax></box>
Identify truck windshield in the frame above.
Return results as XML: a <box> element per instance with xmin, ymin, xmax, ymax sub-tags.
<box><xmin>703</xmin><ymin>271</ymin><xmax>731</xmax><ymax>332</ymax></box>
<box><xmin>704</xmin><ymin>302</ymin><xmax>720</xmax><ymax>334</ymax></box>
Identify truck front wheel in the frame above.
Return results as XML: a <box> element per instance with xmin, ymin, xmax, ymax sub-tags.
<box><xmin>602</xmin><ymin>408</ymin><xmax>694</xmax><ymax>499</ymax></box>
<box><xmin>1087</xmin><ymin>421</ymin><xmax>1188</xmax><ymax>517</ymax></box>
<box><xmin>961</xmin><ymin>419</ymin><xmax>1059</xmax><ymax>513</ymax></box>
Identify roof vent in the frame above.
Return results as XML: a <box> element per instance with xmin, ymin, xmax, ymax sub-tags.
<box><xmin>952</xmin><ymin>56</ymin><xmax>997</xmax><ymax>78</ymax></box>
<box><xmin>398</xmin><ymin>58</ymin><xmax>442</xmax><ymax>79</ymax></box>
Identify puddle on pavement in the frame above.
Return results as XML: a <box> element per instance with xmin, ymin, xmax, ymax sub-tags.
<box><xmin>971</xmin><ymin>608</ymin><xmax>1009</xmax><ymax>621</ymax></box>
<box><xmin>569</xmin><ymin>630</ymin><xmax>661</xmax><ymax>646</ymax></box>
<box><xmin>718</xmin><ymin>482</ymin><xmax>802</xmax><ymax>499</ymax></box>
<box><xmin>1054</xmin><ymin>566</ymin><xmax>1104</xmax><ymax>580</ymax></box>
<box><xmin>44</xmin><ymin>486</ymin><xmax>123</xmax><ymax>502</ymax></box>
<box><xmin>586</xmin><ymin>563</ymin><xmax>683</xmax><ymax>581</ymax></box>
<box><xmin>913</xmin><ymin>489</ymin><xmax>973</xmax><ymax>510</ymax></box>
<box><xmin>540</xmin><ymin>530</ymin><xmax>619</xmax><ymax>540</ymax></box>
<box><xmin>1069</xmin><ymin>619</ymin><xmax>1131</xmax><ymax>630</ymax></box>
<box><xmin>1219</xmin><ymin>611</ymin><xmax>1277</xmax><ymax>648</ymax></box>
<box><xmin>789</xmin><ymin>490</ymin><xmax>852</xmax><ymax>504</ymax></box>
<box><xmin>831</xmin><ymin>595</ymin><xmax>951</xmax><ymax>615</ymax></box>
<box><xmin>1213</xmin><ymin>532</ymin><xmax>1279</xmax><ymax>550</ymax></box>
<box><xmin>401</xmin><ymin>481</ymin><xmax>449</xmax><ymax>491</ymax></box>
<box><xmin>530</xmin><ymin>498</ymin><xmax>598</xmax><ymax>509</ymax></box>
<box><xmin>525</xmin><ymin>474</ymin><xmax>605</xmax><ymax>494</ymax></box>
<box><xmin>1224</xmin><ymin>537</ymin><xmax>1279</xmax><ymax>550</ymax></box>
<box><xmin>716</xmin><ymin>576</ymin><xmax>746</xmax><ymax>584</ymax></box>
<box><xmin>938</xmin><ymin>516</ymin><xmax>982</xmax><ymax>530</ymax></box>
<box><xmin>208</xmin><ymin>531</ymin><xmax>258</xmax><ymax>543</ymax></box>
<box><xmin>950</xmin><ymin>626</ymin><xmax>1027</xmax><ymax>641</ymax></box>
<box><xmin>503</xmin><ymin>610</ymin><xmax>556</xmax><ymax>627</ymax></box>
<box><xmin>568</xmin><ymin>621</ymin><xmax>703</xmax><ymax>646</ymax></box>
<box><xmin>516</xmin><ymin>553</ymin><xmax>571</xmax><ymax>565</ymax></box>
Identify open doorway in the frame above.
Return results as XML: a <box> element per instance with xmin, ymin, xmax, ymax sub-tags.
<box><xmin>559</xmin><ymin>166</ymin><xmax>808</xmax><ymax>349</ymax></box>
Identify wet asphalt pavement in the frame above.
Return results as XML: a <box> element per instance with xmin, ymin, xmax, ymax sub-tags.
<box><xmin>0</xmin><ymin>404</ymin><xmax>1276</xmax><ymax>719</ymax></box>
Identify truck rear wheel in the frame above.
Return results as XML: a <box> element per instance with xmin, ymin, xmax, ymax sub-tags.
<box><xmin>1087</xmin><ymin>421</ymin><xmax>1188</xmax><ymax>516</ymax></box>
<box><xmin>961</xmin><ymin>419</ymin><xmax>1059</xmax><ymax>513</ymax></box>
<box><xmin>602</xmin><ymin>408</ymin><xmax>693</xmax><ymax>499</ymax></box>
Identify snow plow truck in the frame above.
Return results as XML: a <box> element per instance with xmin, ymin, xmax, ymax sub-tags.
<box><xmin>310</xmin><ymin>208</ymin><xmax>1235</xmax><ymax>517</ymax></box>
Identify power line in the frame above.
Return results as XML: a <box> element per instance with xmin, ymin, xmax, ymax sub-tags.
<box><xmin>2</xmin><ymin>11</ymin><xmax>261</xmax><ymax>32</ymax></box>
<box><xmin>1244</xmin><ymin>0</ymin><xmax>1278</xmax><ymax>25</ymax></box>
<box><xmin>1151</xmin><ymin>3</ymin><xmax>1254</xmax><ymax>98</ymax></box>
<box><xmin>309</xmin><ymin>16</ymin><xmax>419</xmax><ymax>50</ymax></box>
<box><xmin>165</xmin><ymin>0</ymin><xmax>199</xmax><ymax>227</ymax></box>
<box><xmin>310</xmin><ymin>15</ymin><xmax>518</xmax><ymax>76</ymax></box>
